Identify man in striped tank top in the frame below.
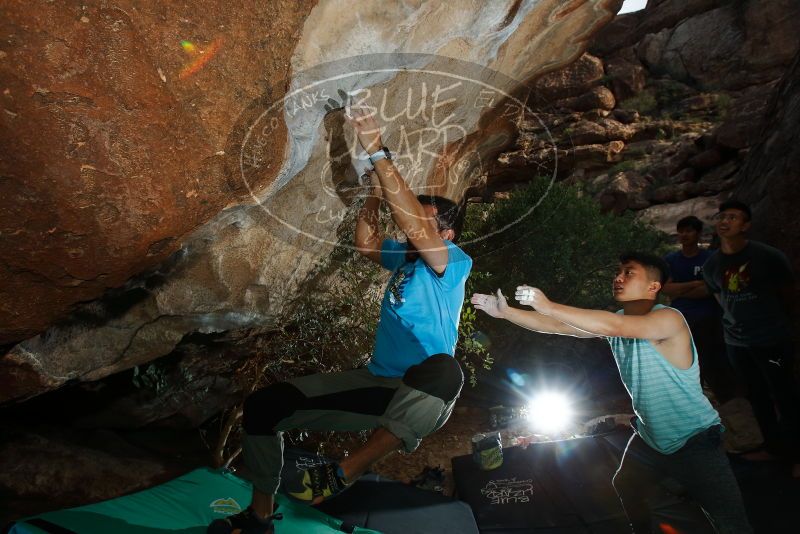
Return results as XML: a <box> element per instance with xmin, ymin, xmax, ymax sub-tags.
<box><xmin>472</xmin><ymin>252</ymin><xmax>752</xmax><ymax>533</ymax></box>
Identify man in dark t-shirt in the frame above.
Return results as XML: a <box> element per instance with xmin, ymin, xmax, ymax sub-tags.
<box><xmin>703</xmin><ymin>200</ymin><xmax>799</xmax><ymax>477</ymax></box>
<box><xmin>664</xmin><ymin>216</ymin><xmax>736</xmax><ymax>403</ymax></box>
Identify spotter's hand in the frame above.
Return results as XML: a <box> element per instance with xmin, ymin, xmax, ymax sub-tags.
<box><xmin>471</xmin><ymin>289</ymin><xmax>508</xmax><ymax>319</ymax></box>
<box><xmin>515</xmin><ymin>285</ymin><xmax>553</xmax><ymax>315</ymax></box>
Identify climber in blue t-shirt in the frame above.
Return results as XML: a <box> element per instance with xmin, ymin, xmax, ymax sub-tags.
<box><xmin>211</xmin><ymin>107</ymin><xmax>471</xmax><ymax>533</ymax></box>
<box><xmin>369</xmin><ymin>238</ymin><xmax>471</xmax><ymax>377</ymax></box>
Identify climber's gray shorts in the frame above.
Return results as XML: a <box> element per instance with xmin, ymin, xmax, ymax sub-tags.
<box><xmin>241</xmin><ymin>354</ymin><xmax>463</xmax><ymax>494</ymax></box>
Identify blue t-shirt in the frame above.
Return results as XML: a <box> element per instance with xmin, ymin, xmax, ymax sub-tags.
<box><xmin>368</xmin><ymin>239</ymin><xmax>472</xmax><ymax>377</ymax></box>
<box><xmin>664</xmin><ymin>249</ymin><xmax>719</xmax><ymax>324</ymax></box>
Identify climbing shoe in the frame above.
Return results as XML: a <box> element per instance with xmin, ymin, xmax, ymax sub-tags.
<box><xmin>284</xmin><ymin>461</ymin><xmax>352</xmax><ymax>505</ymax></box>
<box><xmin>409</xmin><ymin>465</ymin><xmax>446</xmax><ymax>493</ymax></box>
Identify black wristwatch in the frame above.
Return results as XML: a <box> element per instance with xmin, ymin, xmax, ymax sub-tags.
<box><xmin>368</xmin><ymin>146</ymin><xmax>392</xmax><ymax>164</ymax></box>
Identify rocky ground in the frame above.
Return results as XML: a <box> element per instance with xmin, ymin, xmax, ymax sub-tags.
<box><xmin>0</xmin><ymin>395</ymin><xmax>635</xmax><ymax>524</ymax></box>
<box><xmin>0</xmin><ymin>392</ymin><xmax>765</xmax><ymax>526</ymax></box>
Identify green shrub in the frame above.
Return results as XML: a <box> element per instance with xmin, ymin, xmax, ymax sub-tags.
<box><xmin>247</xmin><ymin>211</ymin><xmax>388</xmax><ymax>381</ymax></box>
<box><xmin>459</xmin><ymin>271</ymin><xmax>494</xmax><ymax>386</ymax></box>
<box><xmin>462</xmin><ymin>177</ymin><xmax>667</xmax><ymax>311</ymax></box>
<box><xmin>620</xmin><ymin>90</ymin><xmax>658</xmax><ymax>116</ymax></box>
<box><xmin>714</xmin><ymin>93</ymin><xmax>732</xmax><ymax>119</ymax></box>
<box><xmin>607</xmin><ymin>160</ymin><xmax>636</xmax><ymax>176</ymax></box>
<box><xmin>654</xmin><ymin>80</ymin><xmax>691</xmax><ymax>108</ymax></box>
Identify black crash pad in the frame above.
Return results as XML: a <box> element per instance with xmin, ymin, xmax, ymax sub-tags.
<box><xmin>281</xmin><ymin>449</ymin><xmax>479</xmax><ymax>534</ymax></box>
<box><xmin>452</xmin><ymin>430</ymin><xmax>713</xmax><ymax>533</ymax></box>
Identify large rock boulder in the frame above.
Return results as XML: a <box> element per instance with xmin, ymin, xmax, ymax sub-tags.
<box><xmin>605</xmin><ymin>50</ymin><xmax>647</xmax><ymax>100</ymax></box>
<box><xmin>715</xmin><ymin>82</ymin><xmax>779</xmax><ymax>150</ymax></box>
<box><xmin>567</xmin><ymin>120</ymin><xmax>609</xmax><ymax>145</ymax></box>
<box><xmin>532</xmin><ymin>53</ymin><xmax>606</xmax><ymax>101</ymax></box>
<box><xmin>0</xmin><ymin>428</ymin><xmax>170</xmax><ymax>516</ymax></box>
<box><xmin>0</xmin><ymin>0</ymin><xmax>316</xmax><ymax>346</ymax></box>
<box><xmin>734</xmin><ymin>50</ymin><xmax>800</xmax><ymax>283</ymax></box>
<box><xmin>636</xmin><ymin>193</ymin><xmax>728</xmax><ymax>238</ymax></box>
<box><xmin>596</xmin><ymin>171</ymin><xmax>651</xmax><ymax>213</ymax></box>
<box><xmin>0</xmin><ymin>0</ymin><xmax>623</xmax><ymax>403</ymax></box>
<box><xmin>634</xmin><ymin>0</ymin><xmax>800</xmax><ymax>91</ymax></box>
<box><xmin>590</xmin><ymin>0</ymin><xmax>722</xmax><ymax>57</ymax></box>
<box><xmin>554</xmin><ymin>85</ymin><xmax>616</xmax><ymax>112</ymax></box>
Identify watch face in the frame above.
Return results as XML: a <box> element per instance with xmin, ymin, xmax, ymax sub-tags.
<box><xmin>383</xmin><ymin>146</ymin><xmax>392</xmax><ymax>160</ymax></box>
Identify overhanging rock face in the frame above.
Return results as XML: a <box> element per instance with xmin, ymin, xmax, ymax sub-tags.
<box><xmin>0</xmin><ymin>0</ymin><xmax>622</xmax><ymax>403</ymax></box>
<box><xmin>0</xmin><ymin>0</ymin><xmax>317</xmax><ymax>346</ymax></box>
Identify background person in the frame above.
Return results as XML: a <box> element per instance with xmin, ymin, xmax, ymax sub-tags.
<box><xmin>704</xmin><ymin>199</ymin><xmax>800</xmax><ymax>477</ymax></box>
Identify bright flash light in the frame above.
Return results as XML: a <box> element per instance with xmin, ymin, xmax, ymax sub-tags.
<box><xmin>527</xmin><ymin>391</ymin><xmax>573</xmax><ymax>433</ymax></box>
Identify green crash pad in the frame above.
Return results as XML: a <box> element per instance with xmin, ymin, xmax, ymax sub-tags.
<box><xmin>9</xmin><ymin>467</ymin><xmax>379</xmax><ymax>534</ymax></box>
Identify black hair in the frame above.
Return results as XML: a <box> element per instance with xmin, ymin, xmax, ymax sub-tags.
<box><xmin>619</xmin><ymin>251</ymin><xmax>670</xmax><ymax>287</ymax></box>
<box><xmin>718</xmin><ymin>199</ymin><xmax>752</xmax><ymax>221</ymax></box>
<box><xmin>417</xmin><ymin>195</ymin><xmax>463</xmax><ymax>240</ymax></box>
<box><xmin>676</xmin><ymin>215</ymin><xmax>703</xmax><ymax>233</ymax></box>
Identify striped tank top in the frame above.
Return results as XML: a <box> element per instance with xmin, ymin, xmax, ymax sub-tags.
<box><xmin>607</xmin><ymin>304</ymin><xmax>721</xmax><ymax>454</ymax></box>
